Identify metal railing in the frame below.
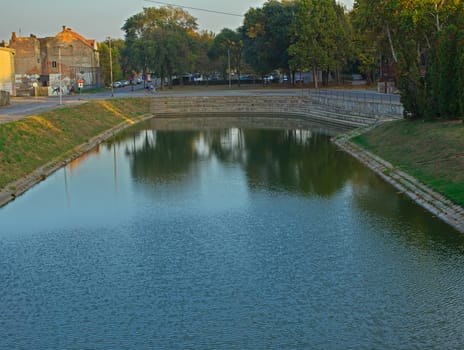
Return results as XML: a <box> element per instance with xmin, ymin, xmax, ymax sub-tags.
<box><xmin>307</xmin><ymin>89</ymin><xmax>403</xmax><ymax>118</ymax></box>
<box><xmin>308</xmin><ymin>89</ymin><xmax>401</xmax><ymax>105</ymax></box>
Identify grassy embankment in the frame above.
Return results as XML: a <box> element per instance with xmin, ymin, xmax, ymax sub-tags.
<box><xmin>0</xmin><ymin>97</ymin><xmax>151</xmax><ymax>190</ymax></box>
<box><xmin>352</xmin><ymin>119</ymin><xmax>464</xmax><ymax>207</ymax></box>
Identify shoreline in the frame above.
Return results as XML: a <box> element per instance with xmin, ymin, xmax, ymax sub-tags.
<box><xmin>0</xmin><ymin>113</ymin><xmax>154</xmax><ymax>209</ymax></box>
<box><xmin>332</xmin><ymin>126</ymin><xmax>464</xmax><ymax>234</ymax></box>
<box><xmin>1</xmin><ymin>98</ymin><xmax>463</xmax><ymax>234</ymax></box>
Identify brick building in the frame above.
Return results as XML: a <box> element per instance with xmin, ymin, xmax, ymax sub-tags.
<box><xmin>0</xmin><ymin>46</ymin><xmax>15</xmax><ymax>96</ymax></box>
<box><xmin>9</xmin><ymin>26</ymin><xmax>101</xmax><ymax>96</ymax></box>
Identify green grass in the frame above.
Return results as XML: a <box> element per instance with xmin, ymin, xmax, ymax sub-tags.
<box><xmin>0</xmin><ymin>97</ymin><xmax>151</xmax><ymax>190</ymax></box>
<box><xmin>353</xmin><ymin>119</ymin><xmax>464</xmax><ymax>206</ymax></box>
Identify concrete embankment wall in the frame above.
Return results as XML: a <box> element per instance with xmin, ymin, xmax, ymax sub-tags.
<box><xmin>150</xmin><ymin>95</ymin><xmax>397</xmax><ymax>129</ymax></box>
<box><xmin>0</xmin><ymin>91</ymin><xmax>10</xmax><ymax>106</ymax></box>
<box><xmin>310</xmin><ymin>94</ymin><xmax>403</xmax><ymax>118</ymax></box>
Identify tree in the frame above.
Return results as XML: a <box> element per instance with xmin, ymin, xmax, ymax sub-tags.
<box><xmin>241</xmin><ymin>0</ymin><xmax>296</xmax><ymax>80</ymax></box>
<box><xmin>457</xmin><ymin>29</ymin><xmax>464</xmax><ymax>119</ymax></box>
<box><xmin>425</xmin><ymin>24</ymin><xmax>464</xmax><ymax>119</ymax></box>
<box><xmin>289</xmin><ymin>0</ymin><xmax>339</xmax><ymax>88</ymax></box>
<box><xmin>190</xmin><ymin>31</ymin><xmax>216</xmax><ymax>82</ymax></box>
<box><xmin>98</xmin><ymin>39</ymin><xmax>124</xmax><ymax>86</ymax></box>
<box><xmin>122</xmin><ymin>6</ymin><xmax>198</xmax><ymax>89</ymax></box>
<box><xmin>209</xmin><ymin>28</ymin><xmax>243</xmax><ymax>85</ymax></box>
<box><xmin>352</xmin><ymin>0</ymin><xmax>464</xmax><ymax>119</ymax></box>
<box><xmin>331</xmin><ymin>2</ymin><xmax>353</xmax><ymax>84</ymax></box>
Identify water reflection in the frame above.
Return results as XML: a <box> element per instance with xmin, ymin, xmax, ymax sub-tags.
<box><xmin>116</xmin><ymin>122</ymin><xmax>359</xmax><ymax>198</ymax></box>
<box><xmin>108</xmin><ymin>116</ymin><xmax>462</xmax><ymax>244</ymax></box>
<box><xmin>351</xmin><ymin>169</ymin><xmax>464</xmax><ymax>250</ymax></box>
<box><xmin>1</xmin><ymin>116</ymin><xmax>463</xmax><ymax>349</ymax></box>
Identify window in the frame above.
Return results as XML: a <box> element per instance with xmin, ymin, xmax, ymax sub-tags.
<box><xmin>52</xmin><ymin>61</ymin><xmax>57</xmax><ymax>68</ymax></box>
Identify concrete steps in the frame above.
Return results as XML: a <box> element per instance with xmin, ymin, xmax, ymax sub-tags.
<box><xmin>150</xmin><ymin>95</ymin><xmax>388</xmax><ymax>129</ymax></box>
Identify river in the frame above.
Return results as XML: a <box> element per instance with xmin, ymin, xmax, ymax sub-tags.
<box><xmin>1</xmin><ymin>117</ymin><xmax>463</xmax><ymax>349</ymax></box>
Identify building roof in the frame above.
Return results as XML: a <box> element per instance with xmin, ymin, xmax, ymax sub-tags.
<box><xmin>55</xmin><ymin>26</ymin><xmax>95</xmax><ymax>49</ymax></box>
<box><xmin>10</xmin><ymin>26</ymin><xmax>96</xmax><ymax>49</ymax></box>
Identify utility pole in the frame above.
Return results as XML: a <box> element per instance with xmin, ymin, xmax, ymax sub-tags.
<box><xmin>228</xmin><ymin>48</ymin><xmax>231</xmax><ymax>88</ymax></box>
<box><xmin>59</xmin><ymin>47</ymin><xmax>62</xmax><ymax>105</ymax></box>
<box><xmin>108</xmin><ymin>37</ymin><xmax>114</xmax><ymax>97</ymax></box>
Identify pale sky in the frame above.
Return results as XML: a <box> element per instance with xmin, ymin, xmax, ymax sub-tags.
<box><xmin>0</xmin><ymin>0</ymin><xmax>354</xmax><ymax>43</ymax></box>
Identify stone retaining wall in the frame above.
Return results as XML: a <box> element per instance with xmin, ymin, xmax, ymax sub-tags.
<box><xmin>0</xmin><ymin>91</ymin><xmax>10</xmax><ymax>106</ymax></box>
<box><xmin>151</xmin><ymin>95</ymin><xmax>399</xmax><ymax>129</ymax></box>
<box><xmin>310</xmin><ymin>94</ymin><xmax>403</xmax><ymax>118</ymax></box>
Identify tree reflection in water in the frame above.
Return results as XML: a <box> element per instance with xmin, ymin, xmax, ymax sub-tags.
<box><xmin>114</xmin><ymin>120</ymin><xmax>362</xmax><ymax>198</ymax></box>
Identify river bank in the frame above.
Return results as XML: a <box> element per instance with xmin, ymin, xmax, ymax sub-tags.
<box><xmin>2</xmin><ymin>96</ymin><xmax>463</xmax><ymax>234</ymax></box>
<box><xmin>0</xmin><ymin>98</ymin><xmax>152</xmax><ymax>208</ymax></box>
<box><xmin>333</xmin><ymin>120</ymin><xmax>464</xmax><ymax>233</ymax></box>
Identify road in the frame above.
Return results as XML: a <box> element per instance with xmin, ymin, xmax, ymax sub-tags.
<box><xmin>0</xmin><ymin>85</ymin><xmax>401</xmax><ymax>124</ymax></box>
<box><xmin>0</xmin><ymin>85</ymin><xmax>150</xmax><ymax>124</ymax></box>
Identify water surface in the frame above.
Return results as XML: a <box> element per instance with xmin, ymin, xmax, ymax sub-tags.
<box><xmin>1</xmin><ymin>117</ymin><xmax>463</xmax><ymax>349</ymax></box>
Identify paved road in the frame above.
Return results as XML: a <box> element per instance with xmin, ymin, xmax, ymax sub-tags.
<box><xmin>0</xmin><ymin>85</ymin><xmax>148</xmax><ymax>124</ymax></box>
<box><xmin>0</xmin><ymin>85</ymin><xmax>302</xmax><ymax>124</ymax></box>
<box><xmin>0</xmin><ymin>85</ymin><xmax>401</xmax><ymax>124</ymax></box>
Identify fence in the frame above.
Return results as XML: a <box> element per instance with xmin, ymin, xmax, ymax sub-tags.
<box><xmin>308</xmin><ymin>89</ymin><xmax>403</xmax><ymax>119</ymax></box>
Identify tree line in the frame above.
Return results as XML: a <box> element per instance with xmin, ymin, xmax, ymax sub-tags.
<box><xmin>98</xmin><ymin>0</ymin><xmax>464</xmax><ymax>120</ymax></box>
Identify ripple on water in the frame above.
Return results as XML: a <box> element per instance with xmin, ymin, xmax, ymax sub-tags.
<box><xmin>1</xmin><ymin>128</ymin><xmax>464</xmax><ymax>349</ymax></box>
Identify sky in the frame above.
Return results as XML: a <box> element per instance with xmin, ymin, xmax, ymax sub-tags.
<box><xmin>0</xmin><ymin>0</ymin><xmax>354</xmax><ymax>43</ymax></box>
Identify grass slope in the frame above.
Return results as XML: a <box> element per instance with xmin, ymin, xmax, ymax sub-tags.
<box><xmin>0</xmin><ymin>98</ymin><xmax>150</xmax><ymax>190</ymax></box>
<box><xmin>353</xmin><ymin>119</ymin><xmax>464</xmax><ymax>206</ymax></box>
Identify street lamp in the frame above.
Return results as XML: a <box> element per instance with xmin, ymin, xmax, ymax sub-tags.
<box><xmin>108</xmin><ymin>37</ymin><xmax>114</xmax><ymax>97</ymax></box>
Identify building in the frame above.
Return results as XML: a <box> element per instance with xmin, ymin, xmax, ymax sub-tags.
<box><xmin>9</xmin><ymin>26</ymin><xmax>101</xmax><ymax>96</ymax></box>
<box><xmin>0</xmin><ymin>46</ymin><xmax>15</xmax><ymax>96</ymax></box>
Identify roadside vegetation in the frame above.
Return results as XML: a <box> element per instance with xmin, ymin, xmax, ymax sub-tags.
<box><xmin>353</xmin><ymin>120</ymin><xmax>464</xmax><ymax>206</ymax></box>
<box><xmin>3</xmin><ymin>1</ymin><xmax>464</xmax><ymax>209</ymax></box>
<box><xmin>98</xmin><ymin>1</ymin><xmax>464</xmax><ymax>120</ymax></box>
<box><xmin>0</xmin><ymin>98</ymin><xmax>150</xmax><ymax>190</ymax></box>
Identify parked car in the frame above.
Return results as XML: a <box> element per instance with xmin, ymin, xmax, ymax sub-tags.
<box><xmin>239</xmin><ymin>75</ymin><xmax>256</xmax><ymax>81</ymax></box>
<box><xmin>112</xmin><ymin>81</ymin><xmax>122</xmax><ymax>88</ymax></box>
<box><xmin>351</xmin><ymin>74</ymin><xmax>366</xmax><ymax>86</ymax></box>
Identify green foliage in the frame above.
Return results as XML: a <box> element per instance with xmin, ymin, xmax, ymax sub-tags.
<box><xmin>190</xmin><ymin>31</ymin><xmax>216</xmax><ymax>78</ymax></box>
<box><xmin>241</xmin><ymin>0</ymin><xmax>296</xmax><ymax>77</ymax></box>
<box><xmin>437</xmin><ymin>25</ymin><xmax>459</xmax><ymax>119</ymax></box>
<box><xmin>98</xmin><ymin>39</ymin><xmax>124</xmax><ymax>85</ymax></box>
<box><xmin>397</xmin><ymin>40</ymin><xmax>426</xmax><ymax>119</ymax></box>
<box><xmin>209</xmin><ymin>28</ymin><xmax>244</xmax><ymax>81</ymax></box>
<box><xmin>353</xmin><ymin>0</ymin><xmax>464</xmax><ymax>120</ymax></box>
<box><xmin>289</xmin><ymin>0</ymin><xmax>349</xmax><ymax>87</ymax></box>
<box><xmin>424</xmin><ymin>49</ymin><xmax>439</xmax><ymax>120</ymax></box>
<box><xmin>424</xmin><ymin>25</ymin><xmax>464</xmax><ymax>120</ymax></box>
<box><xmin>458</xmin><ymin>31</ymin><xmax>464</xmax><ymax>119</ymax></box>
<box><xmin>122</xmin><ymin>6</ymin><xmax>200</xmax><ymax>87</ymax></box>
